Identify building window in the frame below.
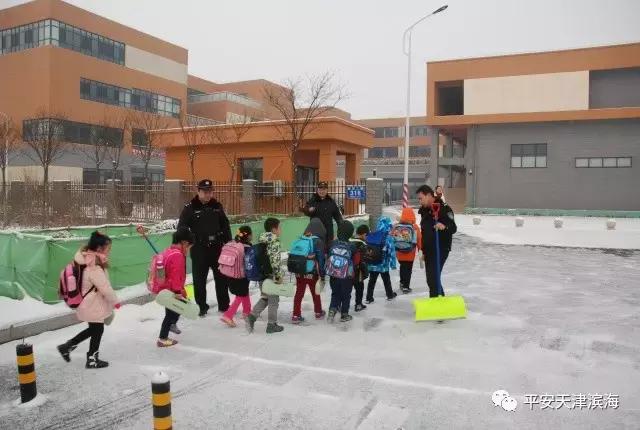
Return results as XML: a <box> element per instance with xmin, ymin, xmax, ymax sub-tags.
<box><xmin>372</xmin><ymin>127</ymin><xmax>401</xmax><ymax>139</ymax></box>
<box><xmin>511</xmin><ymin>144</ymin><xmax>547</xmax><ymax>168</ymax></box>
<box><xmin>1</xmin><ymin>19</ymin><xmax>125</xmax><ymax>65</ymax></box>
<box><xmin>409</xmin><ymin>145</ymin><xmax>430</xmax><ymax>157</ymax></box>
<box><xmin>80</xmin><ymin>78</ymin><xmax>181</xmax><ymax>117</ymax></box>
<box><xmin>575</xmin><ymin>157</ymin><xmax>632</xmax><ymax>168</ymax></box>
<box><xmin>241</xmin><ymin>158</ymin><xmax>263</xmax><ymax>182</ymax></box>
<box><xmin>410</xmin><ymin>126</ymin><xmax>428</xmax><ymax>137</ymax></box>
<box><xmin>132</xmin><ymin>128</ymin><xmax>149</xmax><ymax>148</ymax></box>
<box><xmin>368</xmin><ymin>146</ymin><xmax>399</xmax><ymax>159</ymax></box>
<box><xmin>23</xmin><ymin>118</ymin><xmax>123</xmax><ymax>146</ymax></box>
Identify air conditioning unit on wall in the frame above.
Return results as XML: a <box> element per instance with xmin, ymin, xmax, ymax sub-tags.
<box><xmin>263</xmin><ymin>180</ymin><xmax>284</xmax><ymax>197</ymax></box>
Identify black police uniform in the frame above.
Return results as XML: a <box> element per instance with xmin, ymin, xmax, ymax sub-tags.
<box><xmin>178</xmin><ymin>181</ymin><xmax>232</xmax><ymax>314</ymax></box>
<box><xmin>418</xmin><ymin>202</ymin><xmax>457</xmax><ymax>298</ymax></box>
<box><xmin>302</xmin><ymin>187</ymin><xmax>342</xmax><ymax>246</ymax></box>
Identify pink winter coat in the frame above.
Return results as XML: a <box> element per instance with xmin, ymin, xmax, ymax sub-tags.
<box><xmin>74</xmin><ymin>250</ymin><xmax>119</xmax><ymax>323</ymax></box>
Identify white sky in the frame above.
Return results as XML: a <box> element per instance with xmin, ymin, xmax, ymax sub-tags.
<box><xmin>2</xmin><ymin>0</ymin><xmax>640</xmax><ymax>119</ymax></box>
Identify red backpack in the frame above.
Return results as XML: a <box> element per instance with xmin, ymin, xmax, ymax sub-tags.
<box><xmin>147</xmin><ymin>248</ymin><xmax>182</xmax><ymax>294</ymax></box>
<box><xmin>59</xmin><ymin>262</ymin><xmax>91</xmax><ymax>308</ymax></box>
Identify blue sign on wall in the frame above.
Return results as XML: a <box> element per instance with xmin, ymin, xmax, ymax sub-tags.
<box><xmin>346</xmin><ymin>186</ymin><xmax>366</xmax><ymax>200</ymax></box>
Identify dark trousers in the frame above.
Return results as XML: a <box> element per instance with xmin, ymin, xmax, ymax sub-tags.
<box><xmin>425</xmin><ymin>249</ymin><xmax>450</xmax><ymax>297</ymax></box>
<box><xmin>191</xmin><ymin>244</ymin><xmax>230</xmax><ymax>312</ymax></box>
<box><xmin>353</xmin><ymin>280</ymin><xmax>365</xmax><ymax>306</ymax></box>
<box><xmin>329</xmin><ymin>277</ymin><xmax>353</xmax><ymax>315</ymax></box>
<box><xmin>68</xmin><ymin>322</ymin><xmax>104</xmax><ymax>355</ymax></box>
<box><xmin>159</xmin><ymin>308</ymin><xmax>180</xmax><ymax>340</ymax></box>
<box><xmin>366</xmin><ymin>271</ymin><xmax>393</xmax><ymax>301</ymax></box>
<box><xmin>399</xmin><ymin>261</ymin><xmax>414</xmax><ymax>290</ymax></box>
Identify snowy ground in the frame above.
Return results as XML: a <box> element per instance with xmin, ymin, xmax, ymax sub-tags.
<box><xmin>1</xmin><ymin>232</ymin><xmax>639</xmax><ymax>429</ymax></box>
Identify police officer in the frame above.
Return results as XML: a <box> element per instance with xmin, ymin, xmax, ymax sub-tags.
<box><xmin>416</xmin><ymin>185</ymin><xmax>457</xmax><ymax>298</ymax></box>
<box><xmin>178</xmin><ymin>179</ymin><xmax>232</xmax><ymax>316</ymax></box>
<box><xmin>302</xmin><ymin>181</ymin><xmax>343</xmax><ymax>247</ymax></box>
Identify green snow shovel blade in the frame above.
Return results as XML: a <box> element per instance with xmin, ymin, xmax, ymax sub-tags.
<box><xmin>414</xmin><ymin>205</ymin><xmax>467</xmax><ymax>321</ymax></box>
<box><xmin>413</xmin><ymin>295</ymin><xmax>467</xmax><ymax>321</ymax></box>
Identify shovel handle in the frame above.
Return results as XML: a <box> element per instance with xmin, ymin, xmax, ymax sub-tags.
<box><xmin>136</xmin><ymin>224</ymin><xmax>159</xmax><ymax>254</ymax></box>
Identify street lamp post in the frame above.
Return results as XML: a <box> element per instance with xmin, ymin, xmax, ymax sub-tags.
<box><xmin>402</xmin><ymin>4</ymin><xmax>448</xmax><ymax>207</ymax></box>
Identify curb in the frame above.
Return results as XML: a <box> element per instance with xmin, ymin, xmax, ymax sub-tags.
<box><xmin>0</xmin><ymin>293</ymin><xmax>155</xmax><ymax>345</ymax></box>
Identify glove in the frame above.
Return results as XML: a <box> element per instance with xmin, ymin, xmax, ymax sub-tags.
<box><xmin>114</xmin><ymin>303</ymin><xmax>121</xmax><ymax>310</ymax></box>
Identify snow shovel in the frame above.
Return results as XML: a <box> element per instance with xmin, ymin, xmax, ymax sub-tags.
<box><xmin>413</xmin><ymin>208</ymin><xmax>467</xmax><ymax>322</ymax></box>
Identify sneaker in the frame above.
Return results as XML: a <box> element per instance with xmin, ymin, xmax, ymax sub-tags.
<box><xmin>266</xmin><ymin>323</ymin><xmax>284</xmax><ymax>334</ymax></box>
<box><xmin>354</xmin><ymin>304</ymin><xmax>367</xmax><ymax>312</ymax></box>
<box><xmin>340</xmin><ymin>314</ymin><xmax>353</xmax><ymax>322</ymax></box>
<box><xmin>85</xmin><ymin>352</ymin><xmax>109</xmax><ymax>369</ymax></box>
<box><xmin>291</xmin><ymin>315</ymin><xmax>305</xmax><ymax>324</ymax></box>
<box><xmin>220</xmin><ymin>316</ymin><xmax>236</xmax><ymax>327</ymax></box>
<box><xmin>365</xmin><ymin>298</ymin><xmax>374</xmax><ymax>304</ymax></box>
<box><xmin>57</xmin><ymin>342</ymin><xmax>76</xmax><ymax>363</ymax></box>
<box><xmin>157</xmin><ymin>338</ymin><xmax>178</xmax><ymax>348</ymax></box>
<box><xmin>327</xmin><ymin>309</ymin><xmax>337</xmax><ymax>323</ymax></box>
<box><xmin>386</xmin><ymin>292</ymin><xmax>398</xmax><ymax>301</ymax></box>
<box><xmin>315</xmin><ymin>310</ymin><xmax>326</xmax><ymax>320</ymax></box>
<box><xmin>401</xmin><ymin>287</ymin><xmax>412</xmax><ymax>294</ymax></box>
<box><xmin>169</xmin><ymin>324</ymin><xmax>182</xmax><ymax>335</ymax></box>
<box><xmin>245</xmin><ymin>314</ymin><xmax>257</xmax><ymax>333</ymax></box>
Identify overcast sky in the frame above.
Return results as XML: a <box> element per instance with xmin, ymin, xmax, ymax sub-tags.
<box><xmin>3</xmin><ymin>0</ymin><xmax>640</xmax><ymax>119</ymax></box>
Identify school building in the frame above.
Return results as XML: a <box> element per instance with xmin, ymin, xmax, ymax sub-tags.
<box><xmin>426</xmin><ymin>42</ymin><xmax>640</xmax><ymax>211</ymax></box>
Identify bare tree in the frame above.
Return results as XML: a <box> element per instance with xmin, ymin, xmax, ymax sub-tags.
<box><xmin>22</xmin><ymin>108</ymin><xmax>69</xmax><ymax>226</ymax></box>
<box><xmin>262</xmin><ymin>72</ymin><xmax>346</xmax><ymax>182</ymax></box>
<box><xmin>177</xmin><ymin>114</ymin><xmax>210</xmax><ymax>183</ymax></box>
<box><xmin>0</xmin><ymin>114</ymin><xmax>21</xmax><ymax>226</ymax></box>
<box><xmin>129</xmin><ymin>111</ymin><xmax>170</xmax><ymax>188</ymax></box>
<box><xmin>206</xmin><ymin>111</ymin><xmax>253</xmax><ymax>188</ymax></box>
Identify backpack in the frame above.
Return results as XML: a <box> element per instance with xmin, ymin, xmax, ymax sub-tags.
<box><xmin>147</xmin><ymin>248</ymin><xmax>182</xmax><ymax>294</ymax></box>
<box><xmin>363</xmin><ymin>229</ymin><xmax>386</xmax><ymax>265</ymax></box>
<box><xmin>244</xmin><ymin>245</ymin><xmax>263</xmax><ymax>282</ymax></box>
<box><xmin>349</xmin><ymin>238</ymin><xmax>370</xmax><ymax>281</ymax></box>
<box><xmin>392</xmin><ymin>224</ymin><xmax>417</xmax><ymax>253</ymax></box>
<box><xmin>59</xmin><ymin>261</ymin><xmax>90</xmax><ymax>308</ymax></box>
<box><xmin>325</xmin><ymin>241</ymin><xmax>354</xmax><ymax>279</ymax></box>
<box><xmin>218</xmin><ymin>241</ymin><xmax>246</xmax><ymax>279</ymax></box>
<box><xmin>255</xmin><ymin>242</ymin><xmax>273</xmax><ymax>280</ymax></box>
<box><xmin>287</xmin><ymin>236</ymin><xmax>316</xmax><ymax>275</ymax></box>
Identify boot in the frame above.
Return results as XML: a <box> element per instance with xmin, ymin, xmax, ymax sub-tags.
<box><xmin>86</xmin><ymin>352</ymin><xmax>109</xmax><ymax>369</ymax></box>
<box><xmin>340</xmin><ymin>314</ymin><xmax>353</xmax><ymax>322</ymax></box>
<box><xmin>57</xmin><ymin>342</ymin><xmax>77</xmax><ymax>363</ymax></box>
<box><xmin>327</xmin><ymin>309</ymin><xmax>337</xmax><ymax>323</ymax></box>
<box><xmin>245</xmin><ymin>314</ymin><xmax>257</xmax><ymax>333</ymax></box>
<box><xmin>354</xmin><ymin>304</ymin><xmax>367</xmax><ymax>312</ymax></box>
<box><xmin>266</xmin><ymin>323</ymin><xmax>284</xmax><ymax>334</ymax></box>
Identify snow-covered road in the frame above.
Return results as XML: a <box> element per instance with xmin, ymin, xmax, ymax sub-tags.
<box><xmin>1</xmin><ymin>233</ymin><xmax>639</xmax><ymax>429</ymax></box>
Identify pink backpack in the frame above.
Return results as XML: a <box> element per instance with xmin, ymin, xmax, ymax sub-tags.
<box><xmin>59</xmin><ymin>262</ymin><xmax>90</xmax><ymax>308</ymax></box>
<box><xmin>218</xmin><ymin>242</ymin><xmax>245</xmax><ymax>279</ymax></box>
<box><xmin>147</xmin><ymin>248</ymin><xmax>182</xmax><ymax>294</ymax></box>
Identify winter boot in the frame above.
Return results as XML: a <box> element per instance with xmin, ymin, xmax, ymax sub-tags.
<box><xmin>169</xmin><ymin>324</ymin><xmax>182</xmax><ymax>335</ymax></box>
<box><xmin>245</xmin><ymin>314</ymin><xmax>257</xmax><ymax>333</ymax></box>
<box><xmin>365</xmin><ymin>298</ymin><xmax>374</xmax><ymax>304</ymax></box>
<box><xmin>266</xmin><ymin>323</ymin><xmax>284</xmax><ymax>334</ymax></box>
<box><xmin>354</xmin><ymin>304</ymin><xmax>367</xmax><ymax>312</ymax></box>
<box><xmin>401</xmin><ymin>287</ymin><xmax>412</xmax><ymax>294</ymax></box>
<box><xmin>57</xmin><ymin>342</ymin><xmax>77</xmax><ymax>363</ymax></box>
<box><xmin>386</xmin><ymin>292</ymin><xmax>398</xmax><ymax>301</ymax></box>
<box><xmin>340</xmin><ymin>314</ymin><xmax>353</xmax><ymax>322</ymax></box>
<box><xmin>291</xmin><ymin>315</ymin><xmax>305</xmax><ymax>324</ymax></box>
<box><xmin>85</xmin><ymin>352</ymin><xmax>109</xmax><ymax>369</ymax></box>
<box><xmin>327</xmin><ymin>309</ymin><xmax>337</xmax><ymax>323</ymax></box>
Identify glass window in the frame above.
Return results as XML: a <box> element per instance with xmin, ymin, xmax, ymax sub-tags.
<box><xmin>589</xmin><ymin>158</ymin><xmax>603</xmax><ymax>167</ymax></box>
<box><xmin>241</xmin><ymin>158</ymin><xmax>263</xmax><ymax>182</ymax></box>
<box><xmin>617</xmin><ymin>157</ymin><xmax>632</xmax><ymax>167</ymax></box>
<box><xmin>373</xmin><ymin>128</ymin><xmax>385</xmax><ymax>138</ymax></box>
<box><xmin>409</xmin><ymin>145</ymin><xmax>429</xmax><ymax>157</ymax></box>
<box><xmin>410</xmin><ymin>125</ymin><xmax>428</xmax><ymax>137</ymax></box>
<box><xmin>575</xmin><ymin>158</ymin><xmax>589</xmax><ymax>168</ymax></box>
<box><xmin>603</xmin><ymin>157</ymin><xmax>617</xmax><ymax>167</ymax></box>
<box><xmin>511</xmin><ymin>143</ymin><xmax>547</xmax><ymax>168</ymax></box>
<box><xmin>511</xmin><ymin>156</ymin><xmax>522</xmax><ymax>168</ymax></box>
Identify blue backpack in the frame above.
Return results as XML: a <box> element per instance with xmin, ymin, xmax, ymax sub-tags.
<box><xmin>287</xmin><ymin>236</ymin><xmax>317</xmax><ymax>275</ymax></box>
<box><xmin>244</xmin><ymin>245</ymin><xmax>262</xmax><ymax>282</ymax></box>
<box><xmin>392</xmin><ymin>224</ymin><xmax>417</xmax><ymax>253</ymax></box>
<box><xmin>326</xmin><ymin>241</ymin><xmax>353</xmax><ymax>279</ymax></box>
<box><xmin>363</xmin><ymin>229</ymin><xmax>386</xmax><ymax>265</ymax></box>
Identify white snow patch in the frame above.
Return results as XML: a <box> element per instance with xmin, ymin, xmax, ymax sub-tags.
<box><xmin>13</xmin><ymin>394</ymin><xmax>48</xmax><ymax>408</ymax></box>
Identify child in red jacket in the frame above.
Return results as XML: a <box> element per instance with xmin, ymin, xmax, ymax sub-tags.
<box><xmin>157</xmin><ymin>227</ymin><xmax>194</xmax><ymax>348</ymax></box>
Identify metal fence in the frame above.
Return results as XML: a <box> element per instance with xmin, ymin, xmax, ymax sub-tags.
<box><xmin>181</xmin><ymin>182</ymin><xmax>244</xmax><ymax>215</ymax></box>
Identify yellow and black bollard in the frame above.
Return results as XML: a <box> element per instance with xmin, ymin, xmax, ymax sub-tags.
<box><xmin>151</xmin><ymin>372</ymin><xmax>172</xmax><ymax>430</ymax></box>
<box><xmin>16</xmin><ymin>343</ymin><xmax>37</xmax><ymax>403</ymax></box>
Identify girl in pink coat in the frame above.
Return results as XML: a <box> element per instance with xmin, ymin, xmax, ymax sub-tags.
<box><xmin>57</xmin><ymin>231</ymin><xmax>119</xmax><ymax>369</ymax></box>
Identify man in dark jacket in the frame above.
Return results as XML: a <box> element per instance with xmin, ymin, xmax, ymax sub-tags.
<box><xmin>178</xmin><ymin>179</ymin><xmax>232</xmax><ymax>316</ymax></box>
<box><xmin>416</xmin><ymin>185</ymin><xmax>457</xmax><ymax>298</ymax></box>
<box><xmin>302</xmin><ymin>181</ymin><xmax>343</xmax><ymax>247</ymax></box>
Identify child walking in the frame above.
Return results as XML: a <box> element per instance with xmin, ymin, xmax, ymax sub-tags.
<box><xmin>365</xmin><ymin>217</ymin><xmax>398</xmax><ymax>303</ymax></box>
<box><xmin>292</xmin><ymin>218</ymin><xmax>327</xmax><ymax>323</ymax></box>
<box><xmin>57</xmin><ymin>231</ymin><xmax>119</xmax><ymax>369</ymax></box>
<box><xmin>349</xmin><ymin>224</ymin><xmax>369</xmax><ymax>312</ymax></box>
<box><xmin>393</xmin><ymin>207</ymin><xmax>422</xmax><ymax>294</ymax></box>
<box><xmin>326</xmin><ymin>220</ymin><xmax>360</xmax><ymax>323</ymax></box>
<box><xmin>221</xmin><ymin>226</ymin><xmax>253</xmax><ymax>327</ymax></box>
<box><xmin>246</xmin><ymin>217</ymin><xmax>285</xmax><ymax>334</ymax></box>
<box><xmin>157</xmin><ymin>227</ymin><xmax>194</xmax><ymax>347</ymax></box>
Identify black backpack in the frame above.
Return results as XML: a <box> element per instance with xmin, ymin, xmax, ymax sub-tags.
<box><xmin>254</xmin><ymin>242</ymin><xmax>273</xmax><ymax>280</ymax></box>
